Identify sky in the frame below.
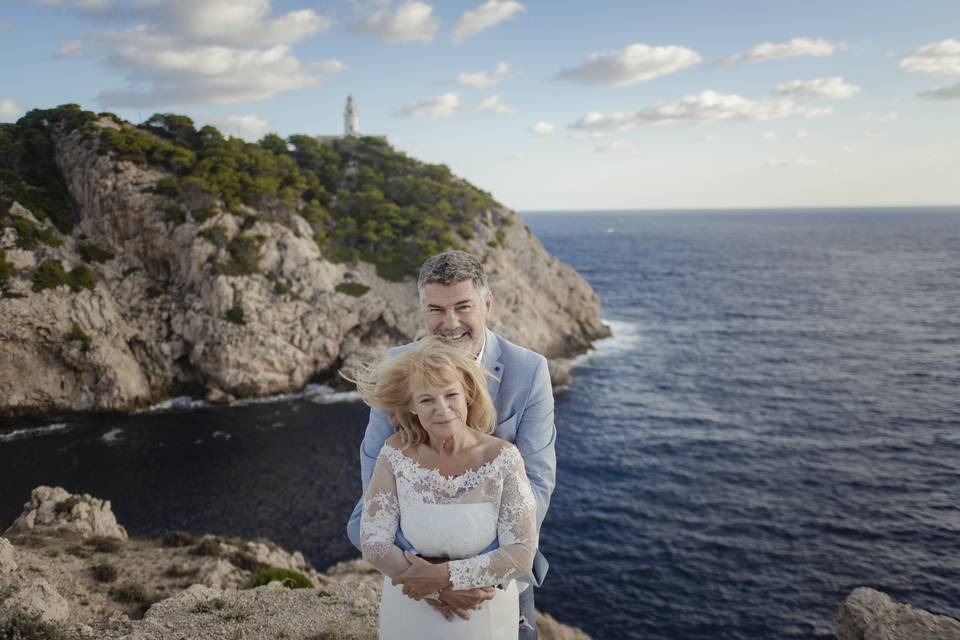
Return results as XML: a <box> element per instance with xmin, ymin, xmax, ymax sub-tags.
<box><xmin>1</xmin><ymin>0</ymin><xmax>958</xmax><ymax>211</ymax></box>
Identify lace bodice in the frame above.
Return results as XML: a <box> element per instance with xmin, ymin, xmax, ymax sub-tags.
<box><xmin>360</xmin><ymin>443</ymin><xmax>538</xmax><ymax>591</ymax></box>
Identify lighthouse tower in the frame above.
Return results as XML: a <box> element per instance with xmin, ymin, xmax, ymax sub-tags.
<box><xmin>344</xmin><ymin>95</ymin><xmax>359</xmax><ymax>137</ymax></box>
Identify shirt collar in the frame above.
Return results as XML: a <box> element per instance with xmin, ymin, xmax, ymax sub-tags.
<box><xmin>475</xmin><ymin>331</ymin><xmax>487</xmax><ymax>364</ymax></box>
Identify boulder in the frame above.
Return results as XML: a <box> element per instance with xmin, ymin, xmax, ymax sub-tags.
<box><xmin>3</xmin><ymin>486</ymin><xmax>128</xmax><ymax>540</ymax></box>
<box><xmin>0</xmin><ymin>578</ymin><xmax>70</xmax><ymax>623</ymax></box>
<box><xmin>837</xmin><ymin>587</ymin><xmax>960</xmax><ymax>640</ymax></box>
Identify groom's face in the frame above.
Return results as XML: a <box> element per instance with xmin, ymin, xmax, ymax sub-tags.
<box><xmin>422</xmin><ymin>279</ymin><xmax>492</xmax><ymax>357</ymax></box>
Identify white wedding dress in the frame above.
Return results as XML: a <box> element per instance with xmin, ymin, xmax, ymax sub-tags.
<box><xmin>360</xmin><ymin>443</ymin><xmax>538</xmax><ymax>640</ymax></box>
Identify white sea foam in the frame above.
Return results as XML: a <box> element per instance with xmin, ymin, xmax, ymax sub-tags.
<box><xmin>570</xmin><ymin>318</ymin><xmax>643</xmax><ymax>368</ymax></box>
<box><xmin>211</xmin><ymin>430</ymin><xmax>232</xmax><ymax>440</ymax></box>
<box><xmin>140</xmin><ymin>384</ymin><xmax>360</xmax><ymax>414</ymax></box>
<box><xmin>100</xmin><ymin>428</ymin><xmax>123</xmax><ymax>444</ymax></box>
<box><xmin>0</xmin><ymin>422</ymin><xmax>69</xmax><ymax>442</ymax></box>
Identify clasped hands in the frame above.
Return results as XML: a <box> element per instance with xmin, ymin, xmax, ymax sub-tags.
<box><xmin>391</xmin><ymin>551</ymin><xmax>495</xmax><ymax>621</ymax></box>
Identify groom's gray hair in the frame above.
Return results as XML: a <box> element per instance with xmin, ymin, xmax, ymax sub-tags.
<box><xmin>417</xmin><ymin>250</ymin><xmax>490</xmax><ymax>303</ymax></box>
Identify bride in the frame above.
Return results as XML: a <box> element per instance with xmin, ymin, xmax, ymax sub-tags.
<box><xmin>355</xmin><ymin>337</ymin><xmax>538</xmax><ymax>640</ymax></box>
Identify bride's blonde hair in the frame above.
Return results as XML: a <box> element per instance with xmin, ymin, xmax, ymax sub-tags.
<box><xmin>351</xmin><ymin>337</ymin><xmax>496</xmax><ymax>448</ymax></box>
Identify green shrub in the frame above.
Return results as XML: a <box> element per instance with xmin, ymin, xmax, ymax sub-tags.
<box><xmin>191</xmin><ymin>205</ymin><xmax>217</xmax><ymax>223</ymax></box>
<box><xmin>163</xmin><ymin>205</ymin><xmax>186</xmax><ymax>225</ymax></box>
<box><xmin>161</xmin><ymin>530</ymin><xmax>196</xmax><ymax>547</ymax></box>
<box><xmin>78</xmin><ymin>243</ymin><xmax>114</xmax><ymax>263</ymax></box>
<box><xmin>457</xmin><ymin>224</ymin><xmax>474</xmax><ymax>240</ymax></box>
<box><xmin>0</xmin><ymin>248</ymin><xmax>15</xmax><ymax>288</ymax></box>
<box><xmin>193</xmin><ymin>598</ymin><xmax>226</xmax><ymax>614</ymax></box>
<box><xmin>66</xmin><ymin>322</ymin><xmax>91</xmax><ymax>353</ymax></box>
<box><xmin>191</xmin><ymin>538</ymin><xmax>223</xmax><ymax>556</ymax></box>
<box><xmin>218</xmin><ymin>235</ymin><xmax>261</xmax><ymax>276</ymax></box>
<box><xmin>110</xmin><ymin>582</ymin><xmax>147</xmax><ymax>604</ymax></box>
<box><xmin>225</xmin><ymin>307</ymin><xmax>245</xmax><ymax>325</ymax></box>
<box><xmin>334</xmin><ymin>282</ymin><xmax>369</xmax><ymax>297</ymax></box>
<box><xmin>86</xmin><ymin>536</ymin><xmax>121</xmax><ymax>553</ymax></box>
<box><xmin>0</xmin><ymin>611</ymin><xmax>75</xmax><ymax>640</ymax></box>
<box><xmin>249</xmin><ymin>567</ymin><xmax>312</xmax><ymax>589</ymax></box>
<box><xmin>67</xmin><ymin>264</ymin><xmax>96</xmax><ymax>291</ymax></box>
<box><xmin>91</xmin><ymin>563</ymin><xmax>118</xmax><ymax>583</ymax></box>
<box><xmin>496</xmin><ymin>229</ymin><xmax>506</xmax><ymax>246</ymax></box>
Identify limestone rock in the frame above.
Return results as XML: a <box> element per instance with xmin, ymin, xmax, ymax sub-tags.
<box><xmin>0</xmin><ymin>537</ymin><xmax>17</xmax><ymax>578</ymax></box>
<box><xmin>537</xmin><ymin>610</ymin><xmax>593</xmax><ymax>640</ymax></box>
<box><xmin>0</xmin><ymin>577</ymin><xmax>70</xmax><ymax>623</ymax></box>
<box><xmin>3</xmin><ymin>486</ymin><xmax>128</xmax><ymax>540</ymax></box>
<box><xmin>837</xmin><ymin>587</ymin><xmax>960</xmax><ymax>640</ymax></box>
<box><xmin>0</xmin><ymin>121</ymin><xmax>609</xmax><ymax>419</ymax></box>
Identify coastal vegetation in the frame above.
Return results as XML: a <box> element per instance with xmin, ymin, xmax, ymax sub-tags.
<box><xmin>0</xmin><ymin>104</ymin><xmax>504</xmax><ymax>285</ymax></box>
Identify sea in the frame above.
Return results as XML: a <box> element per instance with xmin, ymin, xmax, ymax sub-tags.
<box><xmin>2</xmin><ymin>207</ymin><xmax>959</xmax><ymax>640</ymax></box>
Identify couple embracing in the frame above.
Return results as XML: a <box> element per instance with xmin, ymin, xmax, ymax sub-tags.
<box><xmin>346</xmin><ymin>250</ymin><xmax>556</xmax><ymax>640</ymax></box>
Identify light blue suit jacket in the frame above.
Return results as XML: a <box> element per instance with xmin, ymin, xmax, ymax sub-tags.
<box><xmin>346</xmin><ymin>328</ymin><xmax>556</xmax><ymax>587</ymax></box>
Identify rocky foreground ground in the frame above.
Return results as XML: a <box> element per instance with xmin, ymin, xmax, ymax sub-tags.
<box><xmin>0</xmin><ymin>486</ymin><xmax>589</xmax><ymax>639</ymax></box>
<box><xmin>4</xmin><ymin>486</ymin><xmax>959</xmax><ymax>640</ymax></box>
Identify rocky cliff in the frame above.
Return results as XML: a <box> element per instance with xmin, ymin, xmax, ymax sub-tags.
<box><xmin>0</xmin><ymin>107</ymin><xmax>609</xmax><ymax>419</ymax></box>
<box><xmin>0</xmin><ymin>486</ymin><xmax>591</xmax><ymax>639</ymax></box>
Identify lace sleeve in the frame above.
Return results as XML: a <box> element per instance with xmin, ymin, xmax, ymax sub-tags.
<box><xmin>360</xmin><ymin>450</ymin><xmax>411</xmax><ymax>578</ymax></box>
<box><xmin>447</xmin><ymin>446</ymin><xmax>539</xmax><ymax>590</ymax></box>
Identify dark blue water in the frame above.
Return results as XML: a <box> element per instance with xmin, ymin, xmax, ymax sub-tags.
<box><xmin>526</xmin><ymin>208</ymin><xmax>960</xmax><ymax>640</ymax></box>
<box><xmin>2</xmin><ymin>208</ymin><xmax>959</xmax><ymax>639</ymax></box>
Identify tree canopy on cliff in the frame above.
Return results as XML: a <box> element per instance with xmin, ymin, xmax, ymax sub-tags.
<box><xmin>0</xmin><ymin>104</ymin><xmax>502</xmax><ymax>280</ymax></box>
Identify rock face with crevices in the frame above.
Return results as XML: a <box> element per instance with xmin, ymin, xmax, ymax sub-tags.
<box><xmin>0</xmin><ymin>115</ymin><xmax>610</xmax><ymax>420</ymax></box>
<box><xmin>836</xmin><ymin>587</ymin><xmax>960</xmax><ymax>640</ymax></box>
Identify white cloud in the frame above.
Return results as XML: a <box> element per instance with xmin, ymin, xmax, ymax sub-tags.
<box><xmin>558</xmin><ymin>42</ymin><xmax>701</xmax><ymax>87</ymax></box>
<box><xmin>594</xmin><ymin>140</ymin><xmax>634</xmax><ymax>154</ymax></box>
<box><xmin>56</xmin><ymin>39</ymin><xmax>86</xmax><ymax>57</ymax></box>
<box><xmin>918</xmin><ymin>81</ymin><xmax>960</xmax><ymax>100</ymax></box>
<box><xmin>900</xmin><ymin>39</ymin><xmax>960</xmax><ymax>76</ymax></box>
<box><xmin>476</xmin><ymin>94</ymin><xmax>516</xmax><ymax>114</ymax></box>
<box><xmin>56</xmin><ymin>1</ymin><xmax>336</xmax><ymax>108</ymax></box>
<box><xmin>570</xmin><ymin>91</ymin><xmax>832</xmax><ymax>131</ymax></box>
<box><xmin>0</xmin><ymin>98</ymin><xmax>26</xmax><ymax>122</ymax></box>
<box><xmin>397</xmin><ymin>92</ymin><xmax>460</xmax><ymax>117</ymax></box>
<box><xmin>452</xmin><ymin>0</ymin><xmax>525</xmax><ymax>43</ymax></box>
<box><xmin>457</xmin><ymin>62</ymin><xmax>510</xmax><ymax>88</ymax></box>
<box><xmin>703</xmin><ymin>133</ymin><xmax>720</xmax><ymax>142</ymax></box>
<box><xmin>349</xmin><ymin>1</ymin><xmax>439</xmax><ymax>44</ymax></box>
<box><xmin>528</xmin><ymin>121</ymin><xmax>555</xmax><ymax>136</ymax></box>
<box><xmin>865</xmin><ymin>111</ymin><xmax>897</xmax><ymax>124</ymax></box>
<box><xmin>211</xmin><ymin>114</ymin><xmax>270</xmax><ymax>140</ymax></box>
<box><xmin>776</xmin><ymin>76</ymin><xmax>861</xmax><ymax>99</ymax></box>
<box><xmin>94</xmin><ymin>34</ymin><xmax>320</xmax><ymax>107</ymax></box>
<box><xmin>727</xmin><ymin>37</ymin><xmax>838</xmax><ymax>64</ymax></box>
<box><xmin>765</xmin><ymin>157</ymin><xmax>817</xmax><ymax>168</ymax></box>
<box><xmin>841</xmin><ymin>145</ymin><xmax>855</xmax><ymax>153</ymax></box>
<box><xmin>763</xmin><ymin>130</ymin><xmax>809</xmax><ymax>140</ymax></box>
<box><xmin>32</xmin><ymin>0</ymin><xmax>109</xmax><ymax>9</ymax></box>
<box><xmin>312</xmin><ymin>58</ymin><xmax>347</xmax><ymax>74</ymax></box>
<box><xmin>145</xmin><ymin>0</ymin><xmax>331</xmax><ymax>47</ymax></box>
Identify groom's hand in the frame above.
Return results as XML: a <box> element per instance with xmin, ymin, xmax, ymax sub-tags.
<box><xmin>438</xmin><ymin>587</ymin><xmax>496</xmax><ymax>610</ymax></box>
<box><xmin>392</xmin><ymin>551</ymin><xmax>452</xmax><ymax>599</ymax></box>
<box><xmin>426</xmin><ymin>598</ymin><xmax>471</xmax><ymax>621</ymax></box>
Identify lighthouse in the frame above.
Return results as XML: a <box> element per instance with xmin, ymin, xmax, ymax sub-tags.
<box><xmin>344</xmin><ymin>95</ymin><xmax>359</xmax><ymax>137</ymax></box>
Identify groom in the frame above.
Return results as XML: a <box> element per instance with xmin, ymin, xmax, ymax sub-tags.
<box><xmin>346</xmin><ymin>249</ymin><xmax>557</xmax><ymax>639</ymax></box>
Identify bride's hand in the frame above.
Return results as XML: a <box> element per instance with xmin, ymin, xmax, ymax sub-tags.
<box><xmin>392</xmin><ymin>551</ymin><xmax>453</xmax><ymax>600</ymax></box>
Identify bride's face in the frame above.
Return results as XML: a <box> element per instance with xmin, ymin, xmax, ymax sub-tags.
<box><xmin>409</xmin><ymin>372</ymin><xmax>469</xmax><ymax>440</ymax></box>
